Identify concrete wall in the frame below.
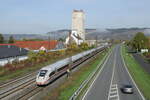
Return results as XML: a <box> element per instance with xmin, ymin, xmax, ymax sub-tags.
<box><xmin>72</xmin><ymin>10</ymin><xmax>85</xmax><ymax>40</ymax></box>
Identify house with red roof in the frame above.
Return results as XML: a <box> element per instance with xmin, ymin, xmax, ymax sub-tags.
<box><xmin>0</xmin><ymin>40</ymin><xmax>64</xmax><ymax>52</ymax></box>
<box><xmin>0</xmin><ymin>40</ymin><xmax>65</xmax><ymax>66</ymax></box>
<box><xmin>14</xmin><ymin>40</ymin><xmax>58</xmax><ymax>51</ymax></box>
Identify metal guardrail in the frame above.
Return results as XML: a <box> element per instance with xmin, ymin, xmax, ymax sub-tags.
<box><xmin>69</xmin><ymin>49</ymin><xmax>110</xmax><ymax>100</ymax></box>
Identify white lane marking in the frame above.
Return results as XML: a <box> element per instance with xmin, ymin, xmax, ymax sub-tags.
<box><xmin>111</xmin><ymin>88</ymin><xmax>117</xmax><ymax>91</ymax></box>
<box><xmin>108</xmin><ymin>48</ymin><xmax>120</xmax><ymax>100</ymax></box>
<box><xmin>109</xmin><ymin>95</ymin><xmax>118</xmax><ymax>98</ymax></box>
<box><xmin>108</xmin><ymin>51</ymin><xmax>120</xmax><ymax>100</ymax></box>
<box><xmin>111</xmin><ymin>86</ymin><xmax>117</xmax><ymax>89</ymax></box>
<box><xmin>110</xmin><ymin>91</ymin><xmax>117</xmax><ymax>94</ymax></box>
<box><xmin>111</xmin><ymin>86</ymin><xmax>117</xmax><ymax>88</ymax></box>
<box><xmin>109</xmin><ymin>84</ymin><xmax>119</xmax><ymax>100</ymax></box>
<box><xmin>121</xmin><ymin>46</ymin><xmax>145</xmax><ymax>100</ymax></box>
<box><xmin>82</xmin><ymin>48</ymin><xmax>113</xmax><ymax>100</ymax></box>
<box><xmin>111</xmin><ymin>84</ymin><xmax>117</xmax><ymax>87</ymax></box>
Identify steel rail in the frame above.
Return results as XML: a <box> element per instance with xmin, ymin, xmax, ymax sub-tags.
<box><xmin>0</xmin><ymin>79</ymin><xmax>35</xmax><ymax>99</ymax></box>
<box><xmin>0</xmin><ymin>71</ymin><xmax>37</xmax><ymax>88</ymax></box>
<box><xmin>0</xmin><ymin>46</ymin><xmax>107</xmax><ymax>99</ymax></box>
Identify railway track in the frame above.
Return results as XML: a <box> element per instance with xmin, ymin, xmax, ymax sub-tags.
<box><xmin>0</xmin><ymin>78</ymin><xmax>35</xmax><ymax>99</ymax></box>
<box><xmin>0</xmin><ymin>47</ymin><xmax>108</xmax><ymax>100</ymax></box>
<box><xmin>0</xmin><ymin>71</ymin><xmax>37</xmax><ymax>88</ymax></box>
<box><xmin>17</xmin><ymin>86</ymin><xmax>44</xmax><ymax>100</ymax></box>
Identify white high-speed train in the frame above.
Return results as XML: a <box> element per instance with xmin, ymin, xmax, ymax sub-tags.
<box><xmin>36</xmin><ymin>46</ymin><xmax>105</xmax><ymax>85</ymax></box>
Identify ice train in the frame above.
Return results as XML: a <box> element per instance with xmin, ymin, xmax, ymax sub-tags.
<box><xmin>36</xmin><ymin>46</ymin><xmax>106</xmax><ymax>85</ymax></box>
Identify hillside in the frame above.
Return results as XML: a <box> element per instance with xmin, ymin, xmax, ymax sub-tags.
<box><xmin>2</xmin><ymin>28</ymin><xmax>150</xmax><ymax>41</ymax></box>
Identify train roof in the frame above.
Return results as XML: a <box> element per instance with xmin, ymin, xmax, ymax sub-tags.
<box><xmin>40</xmin><ymin>46</ymin><xmax>105</xmax><ymax>72</ymax></box>
<box><xmin>41</xmin><ymin>57</ymin><xmax>69</xmax><ymax>71</ymax></box>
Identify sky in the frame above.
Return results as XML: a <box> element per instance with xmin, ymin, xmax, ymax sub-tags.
<box><xmin>0</xmin><ymin>0</ymin><xmax>150</xmax><ymax>34</ymax></box>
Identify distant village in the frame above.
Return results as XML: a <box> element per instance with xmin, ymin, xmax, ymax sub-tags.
<box><xmin>0</xmin><ymin>10</ymin><xmax>149</xmax><ymax>67</ymax></box>
<box><xmin>0</xmin><ymin>10</ymin><xmax>99</xmax><ymax>66</ymax></box>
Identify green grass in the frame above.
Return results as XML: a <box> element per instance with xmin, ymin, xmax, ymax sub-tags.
<box><xmin>121</xmin><ymin>45</ymin><xmax>150</xmax><ymax>100</ymax></box>
<box><xmin>44</xmin><ymin>48</ymin><xmax>110</xmax><ymax>100</ymax></box>
<box><xmin>0</xmin><ymin>58</ymin><xmax>57</xmax><ymax>82</ymax></box>
<box><xmin>0</xmin><ymin>50</ymin><xmax>85</xmax><ymax>82</ymax></box>
<box><xmin>0</xmin><ymin>53</ymin><xmax>78</xmax><ymax>82</ymax></box>
<box><xmin>59</xmin><ymin>51</ymin><xmax>108</xmax><ymax>100</ymax></box>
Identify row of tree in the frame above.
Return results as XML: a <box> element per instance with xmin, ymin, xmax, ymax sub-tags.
<box><xmin>127</xmin><ymin>32</ymin><xmax>149</xmax><ymax>51</ymax></box>
<box><xmin>0</xmin><ymin>33</ymin><xmax>15</xmax><ymax>43</ymax></box>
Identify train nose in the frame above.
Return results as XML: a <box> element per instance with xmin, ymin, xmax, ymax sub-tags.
<box><xmin>36</xmin><ymin>77</ymin><xmax>47</xmax><ymax>85</ymax></box>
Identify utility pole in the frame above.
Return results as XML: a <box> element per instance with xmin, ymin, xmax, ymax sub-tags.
<box><xmin>48</xmin><ymin>33</ymin><xmax>50</xmax><ymax>52</ymax></box>
<box><xmin>95</xmin><ymin>35</ymin><xmax>98</xmax><ymax>48</ymax></box>
<box><xmin>69</xmin><ymin>30</ymin><xmax>72</xmax><ymax>47</ymax></box>
<box><xmin>53</xmin><ymin>32</ymin><xmax>56</xmax><ymax>49</ymax></box>
<box><xmin>67</xmin><ymin>30</ymin><xmax>72</xmax><ymax>77</ymax></box>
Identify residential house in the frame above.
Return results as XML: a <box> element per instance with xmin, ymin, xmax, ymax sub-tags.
<box><xmin>14</xmin><ymin>40</ymin><xmax>61</xmax><ymax>51</ymax></box>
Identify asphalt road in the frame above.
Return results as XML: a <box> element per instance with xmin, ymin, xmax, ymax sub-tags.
<box><xmin>132</xmin><ymin>53</ymin><xmax>150</xmax><ymax>74</ymax></box>
<box><xmin>82</xmin><ymin>45</ymin><xmax>144</xmax><ymax>100</ymax></box>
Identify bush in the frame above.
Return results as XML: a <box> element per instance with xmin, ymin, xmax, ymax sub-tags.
<box><xmin>130</xmin><ymin>32</ymin><xmax>149</xmax><ymax>51</ymax></box>
<box><xmin>143</xmin><ymin>52</ymin><xmax>150</xmax><ymax>58</ymax></box>
<box><xmin>0</xmin><ymin>46</ymin><xmax>89</xmax><ymax>80</ymax></box>
<box><xmin>4</xmin><ymin>64</ymin><xmax>16</xmax><ymax>71</ymax></box>
<box><xmin>0</xmin><ymin>67</ymin><xmax>6</xmax><ymax>77</ymax></box>
<box><xmin>80</xmin><ymin>42</ymin><xmax>89</xmax><ymax>50</ymax></box>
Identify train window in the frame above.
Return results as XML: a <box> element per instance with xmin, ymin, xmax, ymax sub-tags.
<box><xmin>57</xmin><ymin>66</ymin><xmax>67</xmax><ymax>72</ymax></box>
<box><xmin>39</xmin><ymin>70</ymin><xmax>47</xmax><ymax>77</ymax></box>
<box><xmin>49</xmin><ymin>71</ymin><xmax>55</xmax><ymax>77</ymax></box>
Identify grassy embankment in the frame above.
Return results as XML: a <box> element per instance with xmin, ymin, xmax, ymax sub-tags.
<box><xmin>43</xmin><ymin>47</ymin><xmax>111</xmax><ymax>100</ymax></box>
<box><xmin>121</xmin><ymin>45</ymin><xmax>150</xmax><ymax>100</ymax></box>
<box><xmin>0</xmin><ymin>49</ymin><xmax>85</xmax><ymax>82</ymax></box>
<box><xmin>0</xmin><ymin>58</ymin><xmax>59</xmax><ymax>81</ymax></box>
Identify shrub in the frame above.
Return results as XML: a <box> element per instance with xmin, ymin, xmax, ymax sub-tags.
<box><xmin>4</xmin><ymin>64</ymin><xmax>16</xmax><ymax>71</ymax></box>
<box><xmin>143</xmin><ymin>52</ymin><xmax>150</xmax><ymax>58</ymax></box>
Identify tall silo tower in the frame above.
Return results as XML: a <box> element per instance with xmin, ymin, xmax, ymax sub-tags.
<box><xmin>72</xmin><ymin>10</ymin><xmax>85</xmax><ymax>41</ymax></box>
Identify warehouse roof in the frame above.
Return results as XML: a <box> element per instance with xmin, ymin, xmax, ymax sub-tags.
<box><xmin>0</xmin><ymin>45</ymin><xmax>28</xmax><ymax>59</ymax></box>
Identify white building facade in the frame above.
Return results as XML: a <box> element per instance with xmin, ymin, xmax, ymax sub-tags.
<box><xmin>72</xmin><ymin>10</ymin><xmax>85</xmax><ymax>41</ymax></box>
<box><xmin>66</xmin><ymin>10</ymin><xmax>85</xmax><ymax>45</ymax></box>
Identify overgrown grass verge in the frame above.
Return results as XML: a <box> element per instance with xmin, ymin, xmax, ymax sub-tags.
<box><xmin>43</xmin><ymin>48</ymin><xmax>110</xmax><ymax>100</ymax></box>
<box><xmin>121</xmin><ymin>45</ymin><xmax>150</xmax><ymax>100</ymax></box>
<box><xmin>0</xmin><ymin>58</ymin><xmax>57</xmax><ymax>82</ymax></box>
<box><xmin>0</xmin><ymin>51</ymin><xmax>82</xmax><ymax>82</ymax></box>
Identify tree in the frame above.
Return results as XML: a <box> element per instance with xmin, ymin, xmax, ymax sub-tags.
<box><xmin>28</xmin><ymin>51</ymin><xmax>37</xmax><ymax>62</ymax></box>
<box><xmin>58</xmin><ymin>38</ymin><xmax>64</xmax><ymax>42</ymax></box>
<box><xmin>68</xmin><ymin>43</ymin><xmax>78</xmax><ymax>49</ymax></box>
<box><xmin>80</xmin><ymin>42</ymin><xmax>89</xmax><ymax>50</ymax></box>
<box><xmin>149</xmin><ymin>37</ymin><xmax>150</xmax><ymax>49</ymax></box>
<box><xmin>67</xmin><ymin>42</ymin><xmax>79</xmax><ymax>52</ymax></box>
<box><xmin>130</xmin><ymin>32</ymin><xmax>149</xmax><ymax>51</ymax></box>
<box><xmin>0</xmin><ymin>33</ymin><xmax>4</xmax><ymax>43</ymax></box>
<box><xmin>8</xmin><ymin>35</ymin><xmax>15</xmax><ymax>43</ymax></box>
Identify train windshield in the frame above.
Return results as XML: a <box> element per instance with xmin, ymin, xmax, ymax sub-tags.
<box><xmin>39</xmin><ymin>70</ymin><xmax>47</xmax><ymax>77</ymax></box>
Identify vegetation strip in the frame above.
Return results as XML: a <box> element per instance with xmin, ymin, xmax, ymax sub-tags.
<box><xmin>42</xmin><ymin>47</ymin><xmax>110</xmax><ymax>100</ymax></box>
<box><xmin>121</xmin><ymin>45</ymin><xmax>150</xmax><ymax>100</ymax></box>
<box><xmin>0</xmin><ymin>43</ymin><xmax>92</xmax><ymax>82</ymax></box>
